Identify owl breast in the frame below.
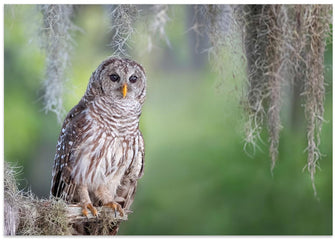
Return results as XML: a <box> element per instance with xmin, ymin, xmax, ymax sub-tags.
<box><xmin>71</xmin><ymin>97</ymin><xmax>144</xmax><ymax>194</ymax></box>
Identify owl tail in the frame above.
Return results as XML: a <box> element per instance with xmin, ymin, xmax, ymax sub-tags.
<box><xmin>109</xmin><ymin>224</ymin><xmax>120</xmax><ymax>235</ymax></box>
<box><xmin>71</xmin><ymin>221</ymin><xmax>120</xmax><ymax>235</ymax></box>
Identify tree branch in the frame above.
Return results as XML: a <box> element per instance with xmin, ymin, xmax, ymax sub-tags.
<box><xmin>4</xmin><ymin>162</ymin><xmax>127</xmax><ymax>235</ymax></box>
<box><xmin>66</xmin><ymin>204</ymin><xmax>128</xmax><ymax>224</ymax></box>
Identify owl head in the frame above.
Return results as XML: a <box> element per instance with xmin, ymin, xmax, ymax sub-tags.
<box><xmin>85</xmin><ymin>57</ymin><xmax>146</xmax><ymax>104</ymax></box>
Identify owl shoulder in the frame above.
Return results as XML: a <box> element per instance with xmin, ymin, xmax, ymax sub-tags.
<box><xmin>63</xmin><ymin>99</ymin><xmax>88</xmax><ymax>126</ymax></box>
<box><xmin>56</xmin><ymin>99</ymin><xmax>89</xmax><ymax>149</ymax></box>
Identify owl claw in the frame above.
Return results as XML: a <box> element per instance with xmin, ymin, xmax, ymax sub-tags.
<box><xmin>104</xmin><ymin>202</ymin><xmax>124</xmax><ymax>218</ymax></box>
<box><xmin>82</xmin><ymin>203</ymin><xmax>98</xmax><ymax>217</ymax></box>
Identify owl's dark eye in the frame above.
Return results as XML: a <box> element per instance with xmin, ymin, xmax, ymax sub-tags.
<box><xmin>129</xmin><ymin>75</ymin><xmax>138</xmax><ymax>83</ymax></box>
<box><xmin>109</xmin><ymin>74</ymin><xmax>120</xmax><ymax>82</ymax></box>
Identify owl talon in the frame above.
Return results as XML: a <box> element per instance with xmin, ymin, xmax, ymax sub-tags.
<box><xmin>104</xmin><ymin>202</ymin><xmax>124</xmax><ymax>217</ymax></box>
<box><xmin>82</xmin><ymin>203</ymin><xmax>98</xmax><ymax>217</ymax></box>
<box><xmin>82</xmin><ymin>208</ymin><xmax>89</xmax><ymax>217</ymax></box>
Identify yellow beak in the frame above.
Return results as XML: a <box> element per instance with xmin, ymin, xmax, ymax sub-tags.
<box><xmin>122</xmin><ymin>83</ymin><xmax>128</xmax><ymax>98</ymax></box>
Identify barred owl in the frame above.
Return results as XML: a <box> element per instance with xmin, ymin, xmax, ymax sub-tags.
<box><xmin>50</xmin><ymin>57</ymin><xmax>146</xmax><ymax>234</ymax></box>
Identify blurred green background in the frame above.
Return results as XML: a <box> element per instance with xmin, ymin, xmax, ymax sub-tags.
<box><xmin>4</xmin><ymin>5</ymin><xmax>332</xmax><ymax>235</ymax></box>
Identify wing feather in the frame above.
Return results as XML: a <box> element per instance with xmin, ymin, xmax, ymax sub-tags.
<box><xmin>116</xmin><ymin>133</ymin><xmax>145</xmax><ymax>211</ymax></box>
<box><xmin>50</xmin><ymin>99</ymin><xmax>87</xmax><ymax>200</ymax></box>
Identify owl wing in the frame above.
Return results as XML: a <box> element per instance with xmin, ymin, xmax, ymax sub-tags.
<box><xmin>116</xmin><ymin>132</ymin><xmax>145</xmax><ymax>211</ymax></box>
<box><xmin>51</xmin><ymin>99</ymin><xmax>87</xmax><ymax>200</ymax></box>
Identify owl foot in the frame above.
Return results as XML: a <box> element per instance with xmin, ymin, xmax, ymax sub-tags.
<box><xmin>104</xmin><ymin>202</ymin><xmax>124</xmax><ymax>218</ymax></box>
<box><xmin>81</xmin><ymin>203</ymin><xmax>98</xmax><ymax>217</ymax></box>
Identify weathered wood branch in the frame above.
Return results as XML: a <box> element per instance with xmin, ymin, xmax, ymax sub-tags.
<box><xmin>5</xmin><ymin>197</ymin><xmax>128</xmax><ymax>235</ymax></box>
<box><xmin>4</xmin><ymin>162</ymin><xmax>127</xmax><ymax>235</ymax></box>
<box><xmin>66</xmin><ymin>204</ymin><xmax>128</xmax><ymax>223</ymax></box>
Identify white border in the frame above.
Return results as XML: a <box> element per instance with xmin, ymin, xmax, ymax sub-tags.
<box><xmin>1</xmin><ymin>1</ymin><xmax>335</xmax><ymax>5</ymax></box>
<box><xmin>1</xmin><ymin>2</ymin><xmax>334</xmax><ymax>239</ymax></box>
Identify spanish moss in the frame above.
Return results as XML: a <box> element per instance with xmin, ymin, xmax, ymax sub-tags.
<box><xmin>39</xmin><ymin>5</ymin><xmax>77</xmax><ymax>123</ymax></box>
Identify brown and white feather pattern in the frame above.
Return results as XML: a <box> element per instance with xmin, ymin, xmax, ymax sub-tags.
<box><xmin>51</xmin><ymin>97</ymin><xmax>144</xmax><ymax>207</ymax></box>
<box><xmin>51</xmin><ymin>57</ymin><xmax>146</xmax><ymax>220</ymax></box>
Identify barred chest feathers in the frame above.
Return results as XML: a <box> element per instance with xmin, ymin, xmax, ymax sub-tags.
<box><xmin>71</xmin><ymin>97</ymin><xmax>144</xmax><ymax>194</ymax></box>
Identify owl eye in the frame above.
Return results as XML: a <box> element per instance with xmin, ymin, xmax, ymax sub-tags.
<box><xmin>129</xmin><ymin>75</ymin><xmax>138</xmax><ymax>83</ymax></box>
<box><xmin>109</xmin><ymin>74</ymin><xmax>120</xmax><ymax>82</ymax></box>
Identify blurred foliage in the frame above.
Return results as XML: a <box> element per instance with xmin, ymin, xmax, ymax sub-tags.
<box><xmin>4</xmin><ymin>5</ymin><xmax>332</xmax><ymax>235</ymax></box>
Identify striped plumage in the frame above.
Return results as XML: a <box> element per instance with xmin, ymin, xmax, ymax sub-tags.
<box><xmin>51</xmin><ymin>57</ymin><xmax>146</xmax><ymax>235</ymax></box>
